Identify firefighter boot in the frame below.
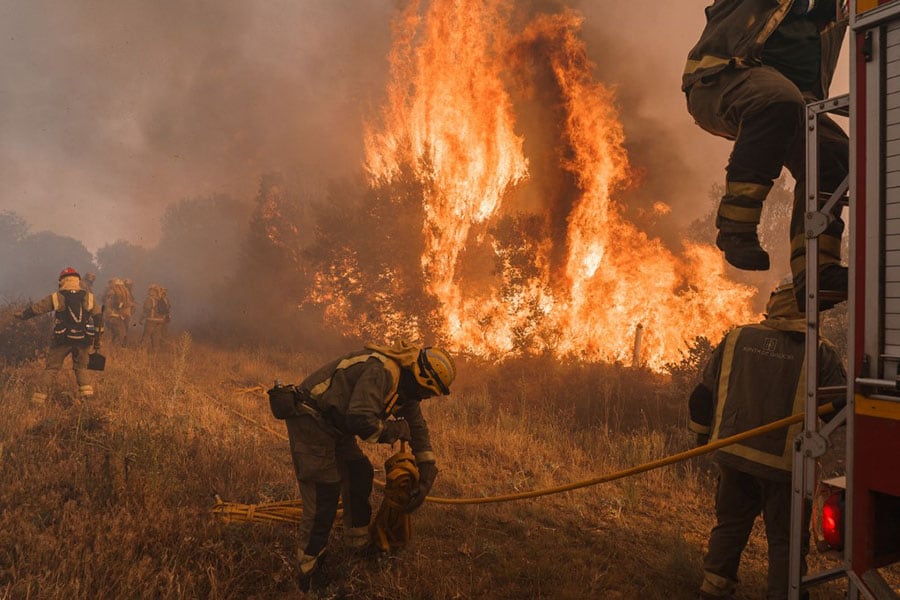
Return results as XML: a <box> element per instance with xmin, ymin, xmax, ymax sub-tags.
<box><xmin>715</xmin><ymin>181</ymin><xmax>771</xmax><ymax>271</ymax></box>
<box><xmin>820</xmin><ymin>263</ymin><xmax>849</xmax><ymax>301</ymax></box>
<box><xmin>698</xmin><ymin>571</ymin><xmax>737</xmax><ymax>600</ymax></box>
<box><xmin>297</xmin><ymin>549</ymin><xmax>326</xmax><ymax>593</ymax></box>
<box><xmin>716</xmin><ymin>231</ymin><xmax>770</xmax><ymax>271</ymax></box>
<box><xmin>345</xmin><ymin>526</ymin><xmax>372</xmax><ymax>551</ymax></box>
<box><xmin>793</xmin><ymin>264</ymin><xmax>848</xmax><ymax>312</ymax></box>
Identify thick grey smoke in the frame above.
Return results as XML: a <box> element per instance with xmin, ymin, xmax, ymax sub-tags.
<box><xmin>0</xmin><ymin>0</ymin><xmax>393</xmax><ymax>251</ymax></box>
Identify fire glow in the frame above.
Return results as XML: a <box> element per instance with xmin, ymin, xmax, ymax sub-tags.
<box><xmin>323</xmin><ymin>0</ymin><xmax>756</xmax><ymax>370</ymax></box>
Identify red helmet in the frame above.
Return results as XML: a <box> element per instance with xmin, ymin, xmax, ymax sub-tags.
<box><xmin>59</xmin><ymin>267</ymin><xmax>80</xmax><ymax>280</ymax></box>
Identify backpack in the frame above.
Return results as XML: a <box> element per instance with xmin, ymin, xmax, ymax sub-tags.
<box><xmin>52</xmin><ymin>290</ymin><xmax>96</xmax><ymax>344</ymax></box>
<box><xmin>157</xmin><ymin>296</ymin><xmax>170</xmax><ymax>317</ymax></box>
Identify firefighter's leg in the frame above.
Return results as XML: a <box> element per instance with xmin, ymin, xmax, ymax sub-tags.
<box><xmin>109</xmin><ymin>318</ymin><xmax>125</xmax><ymax>347</ymax></box>
<box><xmin>688</xmin><ymin>66</ymin><xmax>805</xmax><ymax>271</ymax></box>
<box><xmin>72</xmin><ymin>345</ymin><xmax>93</xmax><ymax>399</ymax></box>
<box><xmin>787</xmin><ymin>111</ymin><xmax>849</xmax><ymax>311</ymax></box>
<box><xmin>35</xmin><ymin>344</ymin><xmax>69</xmax><ymax>404</ymax></box>
<box><xmin>149</xmin><ymin>323</ymin><xmax>160</xmax><ymax>352</ymax></box>
<box><xmin>286</xmin><ymin>415</ymin><xmax>341</xmax><ymax>585</ymax></box>
<box><xmin>121</xmin><ymin>317</ymin><xmax>131</xmax><ymax>347</ymax></box>
<box><xmin>762</xmin><ymin>480</ymin><xmax>811</xmax><ymax>600</ymax></box>
<box><xmin>701</xmin><ymin>466</ymin><xmax>763</xmax><ymax>598</ymax></box>
<box><xmin>336</xmin><ymin>437</ymin><xmax>374</xmax><ymax>550</ymax></box>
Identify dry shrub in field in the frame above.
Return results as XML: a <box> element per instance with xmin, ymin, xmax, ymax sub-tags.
<box><xmin>455</xmin><ymin>355</ymin><xmax>683</xmax><ymax>434</ymax></box>
<box><xmin>0</xmin><ymin>301</ymin><xmax>49</xmax><ymax>366</ymax></box>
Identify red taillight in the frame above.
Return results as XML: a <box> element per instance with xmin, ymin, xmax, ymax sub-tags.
<box><xmin>822</xmin><ymin>491</ymin><xmax>844</xmax><ymax>550</ymax></box>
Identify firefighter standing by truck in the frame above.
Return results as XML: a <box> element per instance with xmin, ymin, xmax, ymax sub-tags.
<box><xmin>683</xmin><ymin>0</ymin><xmax>848</xmax><ymax>310</ymax></box>
<box><xmin>267</xmin><ymin>340</ymin><xmax>455</xmax><ymax>589</ymax></box>
<box><xmin>688</xmin><ymin>280</ymin><xmax>846</xmax><ymax>600</ymax></box>
<box><xmin>14</xmin><ymin>267</ymin><xmax>104</xmax><ymax>402</ymax></box>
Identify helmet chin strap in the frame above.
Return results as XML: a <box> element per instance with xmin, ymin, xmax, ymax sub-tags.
<box><xmin>417</xmin><ymin>350</ymin><xmax>449</xmax><ymax>395</ymax></box>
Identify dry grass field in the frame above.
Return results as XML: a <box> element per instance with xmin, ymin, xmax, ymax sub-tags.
<box><xmin>0</xmin><ymin>332</ymin><xmax>895</xmax><ymax>599</ymax></box>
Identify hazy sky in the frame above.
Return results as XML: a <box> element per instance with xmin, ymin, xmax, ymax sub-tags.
<box><xmin>0</xmin><ymin>1</ymin><xmax>849</xmax><ymax>253</ymax></box>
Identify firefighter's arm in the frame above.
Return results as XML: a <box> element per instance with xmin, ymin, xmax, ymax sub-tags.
<box><xmin>394</xmin><ymin>400</ymin><xmax>436</xmax><ymax>464</ymax></box>
<box><xmin>15</xmin><ymin>294</ymin><xmax>55</xmax><ymax>319</ymax></box>
<box><xmin>689</xmin><ymin>383</ymin><xmax>714</xmax><ymax>446</ymax></box>
<box><xmin>92</xmin><ymin>301</ymin><xmax>105</xmax><ymax>349</ymax></box>
<box><xmin>13</xmin><ymin>306</ymin><xmax>34</xmax><ymax>320</ymax></box>
<box><xmin>345</xmin><ymin>362</ymin><xmax>397</xmax><ymax>443</ymax></box>
<box><xmin>395</xmin><ymin>400</ymin><xmax>437</xmax><ymax>512</ymax></box>
<box><xmin>689</xmin><ymin>338</ymin><xmax>726</xmax><ymax>446</ymax></box>
<box><xmin>140</xmin><ymin>298</ymin><xmax>152</xmax><ymax>323</ymax></box>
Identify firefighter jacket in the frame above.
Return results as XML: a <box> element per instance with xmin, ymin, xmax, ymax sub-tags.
<box><xmin>682</xmin><ymin>0</ymin><xmax>845</xmax><ymax>99</ymax></box>
<box><xmin>689</xmin><ymin>317</ymin><xmax>846</xmax><ymax>481</ymax></box>
<box><xmin>300</xmin><ymin>347</ymin><xmax>436</xmax><ymax>464</ymax></box>
<box><xmin>103</xmin><ymin>283</ymin><xmax>134</xmax><ymax>319</ymax></box>
<box><xmin>25</xmin><ymin>277</ymin><xmax>103</xmax><ymax>346</ymax></box>
<box><xmin>141</xmin><ymin>293</ymin><xmax>170</xmax><ymax>323</ymax></box>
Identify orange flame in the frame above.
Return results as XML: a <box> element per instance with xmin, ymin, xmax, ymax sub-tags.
<box><xmin>357</xmin><ymin>1</ymin><xmax>756</xmax><ymax>369</ymax></box>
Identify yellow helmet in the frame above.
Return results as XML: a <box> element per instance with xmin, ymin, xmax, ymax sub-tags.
<box><xmin>414</xmin><ymin>347</ymin><xmax>456</xmax><ymax>395</ymax></box>
<box><xmin>765</xmin><ymin>275</ymin><xmax>802</xmax><ymax>320</ymax></box>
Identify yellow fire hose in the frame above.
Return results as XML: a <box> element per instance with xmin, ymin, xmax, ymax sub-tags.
<box><xmin>369</xmin><ymin>443</ymin><xmax>418</xmax><ymax>551</ymax></box>
<box><xmin>424</xmin><ymin>403</ymin><xmax>833</xmax><ymax>504</ymax></box>
<box><xmin>215</xmin><ymin>396</ymin><xmax>834</xmax><ymax>525</ymax></box>
<box><xmin>212</xmin><ymin>496</ymin><xmax>342</xmax><ymax>524</ymax></box>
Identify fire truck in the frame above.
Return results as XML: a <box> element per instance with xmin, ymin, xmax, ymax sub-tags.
<box><xmin>793</xmin><ymin>1</ymin><xmax>900</xmax><ymax>598</ymax></box>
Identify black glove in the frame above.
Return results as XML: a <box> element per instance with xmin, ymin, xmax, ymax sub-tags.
<box><xmin>696</xmin><ymin>433</ymin><xmax>710</xmax><ymax>447</ymax></box>
<box><xmin>405</xmin><ymin>461</ymin><xmax>438</xmax><ymax>513</ymax></box>
<box><xmin>13</xmin><ymin>307</ymin><xmax>34</xmax><ymax>320</ymax></box>
<box><xmin>377</xmin><ymin>418</ymin><xmax>411</xmax><ymax>444</ymax></box>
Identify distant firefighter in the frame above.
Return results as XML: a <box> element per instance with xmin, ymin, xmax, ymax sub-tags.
<box><xmin>81</xmin><ymin>271</ymin><xmax>97</xmax><ymax>293</ymax></box>
<box><xmin>267</xmin><ymin>341</ymin><xmax>455</xmax><ymax>590</ymax></box>
<box><xmin>688</xmin><ymin>279</ymin><xmax>846</xmax><ymax>600</ymax></box>
<box><xmin>139</xmin><ymin>284</ymin><xmax>170</xmax><ymax>351</ymax></box>
<box><xmin>14</xmin><ymin>267</ymin><xmax>104</xmax><ymax>402</ymax></box>
<box><xmin>158</xmin><ymin>286</ymin><xmax>171</xmax><ymax>337</ymax></box>
<box><xmin>102</xmin><ymin>277</ymin><xmax>134</xmax><ymax>347</ymax></box>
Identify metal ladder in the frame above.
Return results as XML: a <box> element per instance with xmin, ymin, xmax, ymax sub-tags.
<box><xmin>788</xmin><ymin>93</ymin><xmax>853</xmax><ymax>600</ymax></box>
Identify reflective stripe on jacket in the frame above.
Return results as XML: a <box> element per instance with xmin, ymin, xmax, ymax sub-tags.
<box><xmin>694</xmin><ymin>320</ymin><xmax>845</xmax><ymax>481</ymax></box>
<box><xmin>682</xmin><ymin>0</ymin><xmax>845</xmax><ymax>99</ymax></box>
<box><xmin>301</xmin><ymin>349</ymin><xmax>435</xmax><ymax>463</ymax></box>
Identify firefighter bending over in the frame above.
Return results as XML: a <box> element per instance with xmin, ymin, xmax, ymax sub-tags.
<box><xmin>268</xmin><ymin>341</ymin><xmax>455</xmax><ymax>589</ymax></box>
<box><xmin>683</xmin><ymin>0</ymin><xmax>848</xmax><ymax>310</ymax></box>
<box><xmin>688</xmin><ymin>279</ymin><xmax>845</xmax><ymax>600</ymax></box>
<box><xmin>14</xmin><ymin>267</ymin><xmax>103</xmax><ymax>402</ymax></box>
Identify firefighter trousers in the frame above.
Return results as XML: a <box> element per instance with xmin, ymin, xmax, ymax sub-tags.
<box><xmin>687</xmin><ymin>65</ymin><xmax>848</xmax><ymax>290</ymax></box>
<box><xmin>285</xmin><ymin>414</ymin><xmax>375</xmax><ymax>558</ymax></box>
<box><xmin>703</xmin><ymin>465</ymin><xmax>810</xmax><ymax>600</ymax></box>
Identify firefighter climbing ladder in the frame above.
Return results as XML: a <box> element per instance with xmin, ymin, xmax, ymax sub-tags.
<box><xmin>790</xmin><ymin>2</ymin><xmax>900</xmax><ymax>598</ymax></box>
